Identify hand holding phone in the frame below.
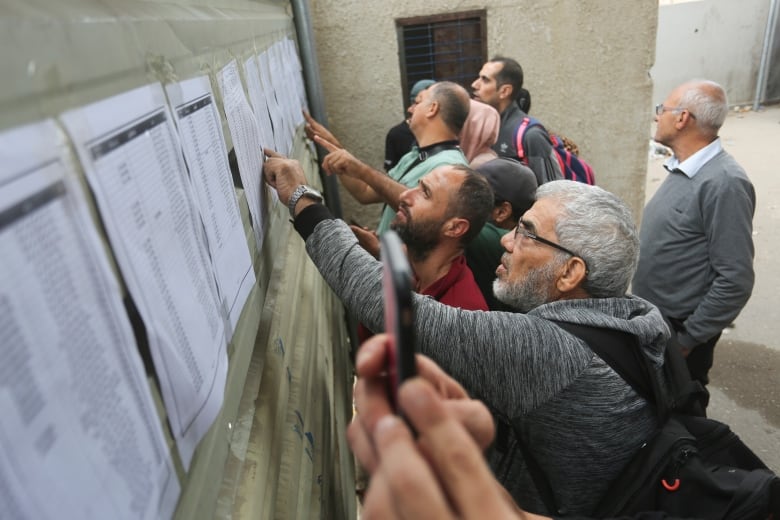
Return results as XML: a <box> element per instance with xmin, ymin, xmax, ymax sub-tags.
<box><xmin>380</xmin><ymin>230</ymin><xmax>416</xmax><ymax>412</ymax></box>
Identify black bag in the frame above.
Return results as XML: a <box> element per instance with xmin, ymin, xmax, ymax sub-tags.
<box><xmin>522</xmin><ymin>322</ymin><xmax>780</xmax><ymax>519</ymax></box>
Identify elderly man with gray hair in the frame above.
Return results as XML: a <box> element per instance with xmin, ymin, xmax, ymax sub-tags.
<box><xmin>633</xmin><ymin>79</ymin><xmax>755</xmax><ymax>412</ymax></box>
<box><xmin>263</xmin><ymin>141</ymin><xmax>669</xmax><ymax>515</ymax></box>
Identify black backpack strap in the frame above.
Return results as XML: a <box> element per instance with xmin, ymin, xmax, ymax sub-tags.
<box><xmin>514</xmin><ymin>428</ymin><xmax>562</xmax><ymax>515</ymax></box>
<box><xmin>513</xmin><ymin>321</ymin><xmax>658</xmax><ymax>516</ymax></box>
<box><xmin>551</xmin><ymin>321</ymin><xmax>669</xmax><ymax>419</ymax></box>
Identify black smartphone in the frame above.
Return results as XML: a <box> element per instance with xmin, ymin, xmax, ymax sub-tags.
<box><xmin>380</xmin><ymin>230</ymin><xmax>416</xmax><ymax>412</ymax></box>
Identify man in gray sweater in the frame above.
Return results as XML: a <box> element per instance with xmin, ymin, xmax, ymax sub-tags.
<box><xmin>263</xmin><ymin>151</ymin><xmax>668</xmax><ymax>516</ymax></box>
<box><xmin>632</xmin><ymin>80</ymin><xmax>755</xmax><ymax>411</ymax></box>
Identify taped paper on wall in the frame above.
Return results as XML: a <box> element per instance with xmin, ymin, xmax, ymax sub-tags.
<box><xmin>60</xmin><ymin>84</ymin><xmax>228</xmax><ymax>468</ymax></box>
<box><xmin>0</xmin><ymin>119</ymin><xmax>180</xmax><ymax>519</ymax></box>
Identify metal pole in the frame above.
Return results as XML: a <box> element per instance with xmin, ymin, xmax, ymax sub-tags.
<box><xmin>290</xmin><ymin>0</ymin><xmax>343</xmax><ymax>218</ymax></box>
<box><xmin>754</xmin><ymin>0</ymin><xmax>780</xmax><ymax>111</ymax></box>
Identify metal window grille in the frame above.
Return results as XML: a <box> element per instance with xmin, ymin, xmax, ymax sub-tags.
<box><xmin>397</xmin><ymin>10</ymin><xmax>487</xmax><ymax>105</ymax></box>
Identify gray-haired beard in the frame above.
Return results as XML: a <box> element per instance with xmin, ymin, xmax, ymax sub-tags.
<box><xmin>493</xmin><ymin>257</ymin><xmax>564</xmax><ymax>313</ymax></box>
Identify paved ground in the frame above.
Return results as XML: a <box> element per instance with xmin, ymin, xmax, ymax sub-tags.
<box><xmin>644</xmin><ymin>104</ymin><xmax>780</xmax><ymax>471</ymax></box>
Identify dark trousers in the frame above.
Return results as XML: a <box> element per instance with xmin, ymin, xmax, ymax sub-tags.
<box><xmin>685</xmin><ymin>333</ymin><xmax>721</xmax><ymax>388</ymax></box>
<box><xmin>668</xmin><ymin>317</ymin><xmax>721</xmax><ymax>412</ymax></box>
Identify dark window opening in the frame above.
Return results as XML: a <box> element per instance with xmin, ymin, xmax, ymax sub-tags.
<box><xmin>396</xmin><ymin>10</ymin><xmax>487</xmax><ymax>108</ymax></box>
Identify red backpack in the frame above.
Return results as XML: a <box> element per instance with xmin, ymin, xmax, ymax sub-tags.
<box><xmin>515</xmin><ymin>116</ymin><xmax>596</xmax><ymax>185</ymax></box>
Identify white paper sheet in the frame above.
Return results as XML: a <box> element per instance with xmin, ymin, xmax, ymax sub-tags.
<box><xmin>257</xmin><ymin>50</ymin><xmax>292</xmax><ymax>156</ymax></box>
<box><xmin>267</xmin><ymin>42</ymin><xmax>296</xmax><ymax>149</ymax></box>
<box><xmin>0</xmin><ymin>119</ymin><xmax>180</xmax><ymax>519</ymax></box>
<box><xmin>218</xmin><ymin>60</ymin><xmax>269</xmax><ymax>248</ymax></box>
<box><xmin>282</xmin><ymin>37</ymin><xmax>309</xmax><ymax>120</ymax></box>
<box><xmin>60</xmin><ymin>83</ymin><xmax>228</xmax><ymax>468</ymax></box>
<box><xmin>166</xmin><ymin>75</ymin><xmax>256</xmax><ymax>334</ymax></box>
<box><xmin>269</xmin><ymin>39</ymin><xmax>303</xmax><ymax>132</ymax></box>
<box><xmin>243</xmin><ymin>56</ymin><xmax>276</xmax><ymax>157</ymax></box>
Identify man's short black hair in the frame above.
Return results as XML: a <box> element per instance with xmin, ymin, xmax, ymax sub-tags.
<box><xmin>446</xmin><ymin>165</ymin><xmax>494</xmax><ymax>245</ymax></box>
<box><xmin>490</xmin><ymin>56</ymin><xmax>524</xmax><ymax>102</ymax></box>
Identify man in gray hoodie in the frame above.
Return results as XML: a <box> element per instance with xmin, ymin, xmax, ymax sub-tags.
<box><xmin>263</xmin><ymin>152</ymin><xmax>668</xmax><ymax>516</ymax></box>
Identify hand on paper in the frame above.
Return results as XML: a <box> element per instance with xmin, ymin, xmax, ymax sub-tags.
<box><xmin>262</xmin><ymin>148</ymin><xmax>308</xmax><ymax>205</ymax></box>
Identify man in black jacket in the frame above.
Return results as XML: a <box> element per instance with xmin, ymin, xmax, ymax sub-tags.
<box><xmin>472</xmin><ymin>57</ymin><xmax>561</xmax><ymax>185</ymax></box>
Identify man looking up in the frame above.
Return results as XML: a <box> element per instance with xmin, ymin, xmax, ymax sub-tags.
<box><xmin>632</xmin><ymin>80</ymin><xmax>755</xmax><ymax>411</ymax></box>
<box><xmin>263</xmin><ymin>151</ymin><xmax>667</xmax><ymax>516</ymax></box>
<box><xmin>355</xmin><ymin>165</ymin><xmax>492</xmax><ymax>341</ymax></box>
<box><xmin>472</xmin><ymin>57</ymin><xmax>561</xmax><ymax>185</ymax></box>
<box><xmin>311</xmin><ymin>81</ymin><xmax>471</xmax><ymax>235</ymax></box>
<box><xmin>384</xmin><ymin>78</ymin><xmax>436</xmax><ymax>171</ymax></box>
<box><xmin>466</xmin><ymin>157</ymin><xmax>537</xmax><ymax>310</ymax></box>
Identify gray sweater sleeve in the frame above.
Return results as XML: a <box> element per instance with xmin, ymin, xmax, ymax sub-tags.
<box><xmin>305</xmin><ymin>218</ymin><xmax>594</xmax><ymax>417</ymax></box>
<box><xmin>681</xmin><ymin>168</ymin><xmax>755</xmax><ymax>346</ymax></box>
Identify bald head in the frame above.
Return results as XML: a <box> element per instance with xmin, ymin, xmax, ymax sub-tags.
<box><xmin>429</xmin><ymin>81</ymin><xmax>472</xmax><ymax>135</ymax></box>
<box><xmin>676</xmin><ymin>80</ymin><xmax>728</xmax><ymax>137</ymax></box>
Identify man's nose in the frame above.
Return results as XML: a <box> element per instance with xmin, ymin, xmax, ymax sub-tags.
<box><xmin>500</xmin><ymin>229</ymin><xmax>515</xmax><ymax>251</ymax></box>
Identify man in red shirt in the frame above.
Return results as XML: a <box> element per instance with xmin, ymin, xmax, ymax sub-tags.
<box><xmin>353</xmin><ymin>164</ymin><xmax>492</xmax><ymax>340</ymax></box>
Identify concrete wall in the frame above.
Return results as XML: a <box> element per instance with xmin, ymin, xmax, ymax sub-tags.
<box><xmin>653</xmin><ymin>0</ymin><xmax>771</xmax><ymax>106</ymax></box>
<box><xmin>309</xmin><ymin>0</ymin><xmax>658</xmax><ymax>223</ymax></box>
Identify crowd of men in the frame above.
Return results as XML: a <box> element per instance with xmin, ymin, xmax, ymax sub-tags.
<box><xmin>264</xmin><ymin>57</ymin><xmax>757</xmax><ymax>518</ymax></box>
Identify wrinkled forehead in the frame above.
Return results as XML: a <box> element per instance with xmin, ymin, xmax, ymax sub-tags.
<box><xmin>423</xmin><ymin>165</ymin><xmax>465</xmax><ymax>187</ymax></box>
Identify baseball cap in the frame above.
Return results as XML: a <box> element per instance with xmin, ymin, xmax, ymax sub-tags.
<box><xmin>409</xmin><ymin>79</ymin><xmax>436</xmax><ymax>104</ymax></box>
<box><xmin>476</xmin><ymin>157</ymin><xmax>538</xmax><ymax>215</ymax></box>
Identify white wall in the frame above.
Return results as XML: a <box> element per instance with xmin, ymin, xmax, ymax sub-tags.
<box><xmin>653</xmin><ymin>0</ymin><xmax>771</xmax><ymax>105</ymax></box>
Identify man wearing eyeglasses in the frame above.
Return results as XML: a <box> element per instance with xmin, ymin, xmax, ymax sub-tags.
<box><xmin>632</xmin><ymin>80</ymin><xmax>755</xmax><ymax>413</ymax></box>
<box><xmin>263</xmin><ymin>149</ymin><xmax>666</xmax><ymax>516</ymax></box>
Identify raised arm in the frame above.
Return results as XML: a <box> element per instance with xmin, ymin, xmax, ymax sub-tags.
<box><xmin>316</xmin><ymin>134</ymin><xmax>407</xmax><ymax>210</ymax></box>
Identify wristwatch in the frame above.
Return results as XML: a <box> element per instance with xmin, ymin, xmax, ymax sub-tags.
<box><xmin>287</xmin><ymin>185</ymin><xmax>323</xmax><ymax>217</ymax></box>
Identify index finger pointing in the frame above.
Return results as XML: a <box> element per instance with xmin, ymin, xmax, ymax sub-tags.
<box><xmin>313</xmin><ymin>134</ymin><xmax>339</xmax><ymax>153</ymax></box>
<box><xmin>264</xmin><ymin>148</ymin><xmax>283</xmax><ymax>159</ymax></box>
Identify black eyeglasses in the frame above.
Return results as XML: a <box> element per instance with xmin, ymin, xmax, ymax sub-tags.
<box><xmin>514</xmin><ymin>221</ymin><xmax>589</xmax><ymax>274</ymax></box>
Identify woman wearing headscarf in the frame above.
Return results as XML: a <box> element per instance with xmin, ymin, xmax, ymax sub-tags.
<box><xmin>459</xmin><ymin>99</ymin><xmax>500</xmax><ymax>168</ymax></box>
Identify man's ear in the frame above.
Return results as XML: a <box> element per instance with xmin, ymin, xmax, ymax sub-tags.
<box><xmin>492</xmin><ymin>202</ymin><xmax>514</xmax><ymax>226</ymax></box>
<box><xmin>443</xmin><ymin>217</ymin><xmax>470</xmax><ymax>239</ymax></box>
<box><xmin>556</xmin><ymin>257</ymin><xmax>588</xmax><ymax>294</ymax></box>
<box><xmin>427</xmin><ymin>100</ymin><xmax>441</xmax><ymax>119</ymax></box>
<box><xmin>675</xmin><ymin>110</ymin><xmax>694</xmax><ymax>130</ymax></box>
<box><xmin>498</xmin><ymin>84</ymin><xmax>513</xmax><ymax>101</ymax></box>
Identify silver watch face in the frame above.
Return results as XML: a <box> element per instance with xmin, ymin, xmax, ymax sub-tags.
<box><xmin>303</xmin><ymin>187</ymin><xmax>322</xmax><ymax>200</ymax></box>
<box><xmin>289</xmin><ymin>185</ymin><xmax>322</xmax><ymax>216</ymax></box>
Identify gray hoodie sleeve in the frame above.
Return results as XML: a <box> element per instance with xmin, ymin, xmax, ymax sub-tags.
<box><xmin>305</xmin><ymin>218</ymin><xmax>594</xmax><ymax>417</ymax></box>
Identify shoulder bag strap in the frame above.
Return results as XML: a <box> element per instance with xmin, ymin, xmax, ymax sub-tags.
<box><xmin>513</xmin><ymin>321</ymin><xmax>667</xmax><ymax>516</ymax></box>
